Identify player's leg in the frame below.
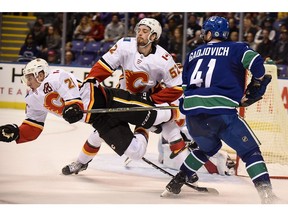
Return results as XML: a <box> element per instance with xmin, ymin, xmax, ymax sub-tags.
<box><xmin>103</xmin><ymin>87</ymin><xmax>173</xmax><ymax>129</ymax></box>
<box><xmin>62</xmin><ymin>130</ymin><xmax>102</xmax><ymax>175</ymax></box>
<box><xmin>220</xmin><ymin>114</ymin><xmax>279</xmax><ymax>204</ymax></box>
<box><xmin>161</xmin><ymin>120</ymin><xmax>186</xmax><ymax>157</ymax></box>
<box><xmin>92</xmin><ymin>114</ymin><xmax>151</xmax><ymax>160</ymax></box>
<box><xmin>164</xmin><ymin>115</ymin><xmax>221</xmax><ymax>194</ymax></box>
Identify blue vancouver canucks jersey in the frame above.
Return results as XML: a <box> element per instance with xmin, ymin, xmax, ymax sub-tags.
<box><xmin>180</xmin><ymin>41</ymin><xmax>265</xmax><ymax>116</ymax></box>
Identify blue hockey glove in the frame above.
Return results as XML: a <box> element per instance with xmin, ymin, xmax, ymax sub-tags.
<box><xmin>240</xmin><ymin>74</ymin><xmax>272</xmax><ymax>107</ymax></box>
<box><xmin>245</xmin><ymin>74</ymin><xmax>272</xmax><ymax>99</ymax></box>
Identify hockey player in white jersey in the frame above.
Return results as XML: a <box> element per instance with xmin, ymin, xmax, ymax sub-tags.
<box><xmin>0</xmin><ymin>58</ymin><xmax>178</xmax><ymax>172</ymax></box>
<box><xmin>61</xmin><ymin>18</ymin><xmax>195</xmax><ymax>177</ymax></box>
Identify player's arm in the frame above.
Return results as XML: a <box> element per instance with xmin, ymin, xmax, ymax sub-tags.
<box><xmin>240</xmin><ymin>74</ymin><xmax>272</xmax><ymax>107</ymax></box>
<box><xmin>150</xmin><ymin>86</ymin><xmax>183</xmax><ymax>104</ymax></box>
<box><xmin>240</xmin><ymin>49</ymin><xmax>272</xmax><ymax>107</ymax></box>
<box><xmin>55</xmin><ymin>72</ymin><xmax>85</xmax><ymax>124</ymax></box>
<box><xmin>85</xmin><ymin>59</ymin><xmax>114</xmax><ymax>83</ymax></box>
<box><xmin>151</xmin><ymin>60</ymin><xmax>183</xmax><ymax>104</ymax></box>
<box><xmin>0</xmin><ymin>119</ymin><xmax>44</xmax><ymax>144</ymax></box>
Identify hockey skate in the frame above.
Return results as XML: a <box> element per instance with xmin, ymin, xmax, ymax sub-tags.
<box><xmin>161</xmin><ymin>171</ymin><xmax>199</xmax><ymax>196</ymax></box>
<box><xmin>62</xmin><ymin>160</ymin><xmax>91</xmax><ymax>175</ymax></box>
<box><xmin>124</xmin><ymin>157</ymin><xmax>133</xmax><ymax>167</ymax></box>
<box><xmin>256</xmin><ymin>183</ymin><xmax>280</xmax><ymax>204</ymax></box>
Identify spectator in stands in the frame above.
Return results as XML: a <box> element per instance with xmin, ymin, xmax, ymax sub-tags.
<box><xmin>271</xmin><ymin>29</ymin><xmax>288</xmax><ymax>65</ymax></box>
<box><xmin>64</xmin><ymin>51</ymin><xmax>77</xmax><ymax>66</ymax></box>
<box><xmin>30</xmin><ymin>21</ymin><xmax>46</xmax><ymax>51</ymax></box>
<box><xmin>52</xmin><ymin>13</ymin><xmax>64</xmax><ymax>37</ymax></box>
<box><xmin>158</xmin><ymin>22</ymin><xmax>170</xmax><ymax>51</ymax></box>
<box><xmin>103</xmin><ymin>13</ymin><xmax>125</xmax><ymax>43</ymax></box>
<box><xmin>243</xmin><ymin>17</ymin><xmax>258</xmax><ymax>41</ymax></box>
<box><xmin>186</xmin><ymin>14</ymin><xmax>202</xmax><ymax>50</ymax></box>
<box><xmin>228</xmin><ymin>31</ymin><xmax>239</xmax><ymax>42</ymax></box>
<box><xmin>158</xmin><ymin>14</ymin><xmax>180</xmax><ymax>51</ymax></box>
<box><xmin>245</xmin><ymin>32</ymin><xmax>257</xmax><ymax>50</ymax></box>
<box><xmin>65</xmin><ymin>41</ymin><xmax>73</xmax><ymax>52</ymax></box>
<box><xmin>127</xmin><ymin>16</ymin><xmax>138</xmax><ymax>37</ymax></box>
<box><xmin>36</xmin><ymin>17</ymin><xmax>47</xmax><ymax>34</ymax></box>
<box><xmin>256</xmin><ymin>28</ymin><xmax>274</xmax><ymax>60</ymax></box>
<box><xmin>73</xmin><ymin>15</ymin><xmax>91</xmax><ymax>41</ymax></box>
<box><xmin>166</xmin><ymin>13</ymin><xmax>183</xmax><ymax>27</ymax></box>
<box><xmin>254</xmin><ymin>17</ymin><xmax>276</xmax><ymax>45</ymax></box>
<box><xmin>188</xmin><ymin>29</ymin><xmax>204</xmax><ymax>51</ymax></box>
<box><xmin>42</xmin><ymin>26</ymin><xmax>61</xmax><ymax>60</ymax></box>
<box><xmin>274</xmin><ymin>23</ymin><xmax>288</xmax><ymax>42</ymax></box>
<box><xmin>46</xmin><ymin>50</ymin><xmax>60</xmax><ymax>64</ymax></box>
<box><xmin>255</xmin><ymin>13</ymin><xmax>268</xmax><ymax>28</ymax></box>
<box><xmin>83</xmin><ymin>15</ymin><xmax>105</xmax><ymax>43</ymax></box>
<box><xmin>168</xmin><ymin>26</ymin><xmax>183</xmax><ymax>62</ymax></box>
<box><xmin>228</xmin><ymin>17</ymin><xmax>239</xmax><ymax>35</ymax></box>
<box><xmin>18</xmin><ymin>33</ymin><xmax>40</xmax><ymax>60</ymax></box>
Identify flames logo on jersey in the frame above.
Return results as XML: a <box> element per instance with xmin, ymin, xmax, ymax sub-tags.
<box><xmin>125</xmin><ymin>70</ymin><xmax>149</xmax><ymax>93</ymax></box>
<box><xmin>44</xmin><ymin>92</ymin><xmax>65</xmax><ymax>115</ymax></box>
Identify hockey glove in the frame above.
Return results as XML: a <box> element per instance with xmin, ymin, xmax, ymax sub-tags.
<box><xmin>62</xmin><ymin>104</ymin><xmax>83</xmax><ymax>124</ymax></box>
<box><xmin>137</xmin><ymin>91</ymin><xmax>153</xmax><ymax>103</ymax></box>
<box><xmin>240</xmin><ymin>74</ymin><xmax>272</xmax><ymax>107</ymax></box>
<box><xmin>0</xmin><ymin>124</ymin><xmax>19</xmax><ymax>142</ymax></box>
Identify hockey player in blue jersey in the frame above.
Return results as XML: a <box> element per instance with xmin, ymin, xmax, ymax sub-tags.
<box><xmin>162</xmin><ymin>16</ymin><xmax>278</xmax><ymax>204</ymax></box>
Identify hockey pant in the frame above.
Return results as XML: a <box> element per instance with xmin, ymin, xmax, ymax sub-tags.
<box><xmin>89</xmin><ymin>86</ymin><xmax>172</xmax><ymax>156</ymax></box>
<box><xmin>183</xmin><ymin>113</ymin><xmax>271</xmax><ymax>185</ymax></box>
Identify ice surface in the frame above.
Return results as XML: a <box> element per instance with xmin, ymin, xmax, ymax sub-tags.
<box><xmin>0</xmin><ymin>109</ymin><xmax>287</xmax><ymax>215</ymax></box>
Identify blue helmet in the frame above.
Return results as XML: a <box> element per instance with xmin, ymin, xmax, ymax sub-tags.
<box><xmin>202</xmin><ymin>16</ymin><xmax>230</xmax><ymax>40</ymax></box>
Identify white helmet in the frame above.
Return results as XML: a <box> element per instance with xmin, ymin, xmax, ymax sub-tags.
<box><xmin>136</xmin><ymin>18</ymin><xmax>162</xmax><ymax>40</ymax></box>
<box><xmin>22</xmin><ymin>58</ymin><xmax>49</xmax><ymax>84</ymax></box>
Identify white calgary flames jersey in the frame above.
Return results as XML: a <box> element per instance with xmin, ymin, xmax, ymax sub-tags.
<box><xmin>24</xmin><ymin>68</ymin><xmax>83</xmax><ymax>123</ymax></box>
<box><xmin>102</xmin><ymin>37</ymin><xmax>182</xmax><ymax>94</ymax></box>
<box><xmin>86</xmin><ymin>37</ymin><xmax>183</xmax><ymax>104</ymax></box>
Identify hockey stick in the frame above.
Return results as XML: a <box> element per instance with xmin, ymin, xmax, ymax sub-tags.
<box><xmin>141</xmin><ymin>157</ymin><xmax>219</xmax><ymax>195</ymax></box>
<box><xmin>84</xmin><ymin>105</ymin><xmax>178</xmax><ymax>113</ymax></box>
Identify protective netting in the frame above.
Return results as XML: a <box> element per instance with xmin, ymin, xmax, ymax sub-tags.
<box><xmin>236</xmin><ymin>64</ymin><xmax>288</xmax><ymax>178</ymax></box>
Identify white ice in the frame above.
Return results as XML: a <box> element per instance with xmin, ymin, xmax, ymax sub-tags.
<box><xmin>0</xmin><ymin>108</ymin><xmax>287</xmax><ymax>215</ymax></box>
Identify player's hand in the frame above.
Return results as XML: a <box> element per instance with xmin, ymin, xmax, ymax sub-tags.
<box><xmin>245</xmin><ymin>74</ymin><xmax>272</xmax><ymax>99</ymax></box>
<box><xmin>240</xmin><ymin>74</ymin><xmax>272</xmax><ymax>107</ymax></box>
<box><xmin>0</xmin><ymin>124</ymin><xmax>19</xmax><ymax>142</ymax></box>
<box><xmin>62</xmin><ymin>104</ymin><xmax>83</xmax><ymax>124</ymax></box>
<box><xmin>137</xmin><ymin>92</ymin><xmax>153</xmax><ymax>103</ymax></box>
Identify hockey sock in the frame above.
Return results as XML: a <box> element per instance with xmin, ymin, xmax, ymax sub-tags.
<box><xmin>169</xmin><ymin>138</ymin><xmax>185</xmax><ymax>154</ymax></box>
<box><xmin>245</xmin><ymin>153</ymin><xmax>271</xmax><ymax>187</ymax></box>
<box><xmin>78</xmin><ymin>141</ymin><xmax>100</xmax><ymax>164</ymax></box>
<box><xmin>134</xmin><ymin>127</ymin><xmax>149</xmax><ymax>142</ymax></box>
<box><xmin>180</xmin><ymin>149</ymin><xmax>208</xmax><ymax>177</ymax></box>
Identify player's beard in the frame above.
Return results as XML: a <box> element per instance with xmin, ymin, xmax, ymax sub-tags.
<box><xmin>137</xmin><ymin>36</ymin><xmax>147</xmax><ymax>47</ymax></box>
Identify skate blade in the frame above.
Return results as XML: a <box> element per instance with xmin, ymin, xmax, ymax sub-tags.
<box><xmin>160</xmin><ymin>189</ymin><xmax>170</xmax><ymax>197</ymax></box>
<box><xmin>124</xmin><ymin>157</ymin><xmax>132</xmax><ymax>167</ymax></box>
<box><xmin>160</xmin><ymin>189</ymin><xmax>177</xmax><ymax>197</ymax></box>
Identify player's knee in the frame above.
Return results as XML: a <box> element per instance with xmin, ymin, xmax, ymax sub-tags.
<box><xmin>240</xmin><ymin>147</ymin><xmax>262</xmax><ymax>164</ymax></box>
<box><xmin>153</xmin><ymin>109</ymin><xmax>172</xmax><ymax>125</ymax></box>
<box><xmin>87</xmin><ymin>130</ymin><xmax>103</xmax><ymax>148</ymax></box>
<box><xmin>161</xmin><ymin>121</ymin><xmax>182</xmax><ymax>143</ymax></box>
<box><xmin>124</xmin><ymin>133</ymin><xmax>148</xmax><ymax>160</ymax></box>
